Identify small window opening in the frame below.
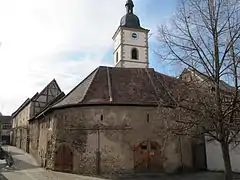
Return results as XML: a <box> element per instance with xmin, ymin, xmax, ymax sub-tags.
<box><xmin>116</xmin><ymin>52</ymin><xmax>119</xmax><ymax>63</ymax></box>
<box><xmin>100</xmin><ymin>115</ymin><xmax>103</xmax><ymax>121</ymax></box>
<box><xmin>147</xmin><ymin>114</ymin><xmax>150</xmax><ymax>123</ymax></box>
<box><xmin>131</xmin><ymin>48</ymin><xmax>138</xmax><ymax>60</ymax></box>
<box><xmin>141</xmin><ymin>145</ymin><xmax>147</xmax><ymax>150</ymax></box>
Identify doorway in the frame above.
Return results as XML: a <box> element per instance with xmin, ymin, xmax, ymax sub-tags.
<box><xmin>134</xmin><ymin>140</ymin><xmax>162</xmax><ymax>173</ymax></box>
<box><xmin>55</xmin><ymin>145</ymin><xmax>73</xmax><ymax>172</ymax></box>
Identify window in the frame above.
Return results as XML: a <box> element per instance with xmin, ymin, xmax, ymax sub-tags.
<box><xmin>131</xmin><ymin>48</ymin><xmax>138</xmax><ymax>60</ymax></box>
<box><xmin>211</xmin><ymin>87</ymin><xmax>215</xmax><ymax>92</ymax></box>
<box><xmin>147</xmin><ymin>114</ymin><xmax>150</xmax><ymax>123</ymax></box>
<box><xmin>141</xmin><ymin>145</ymin><xmax>147</xmax><ymax>150</ymax></box>
<box><xmin>116</xmin><ymin>52</ymin><xmax>119</xmax><ymax>63</ymax></box>
<box><xmin>2</xmin><ymin>124</ymin><xmax>11</xmax><ymax>130</ymax></box>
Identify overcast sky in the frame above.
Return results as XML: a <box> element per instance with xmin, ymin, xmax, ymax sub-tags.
<box><xmin>0</xmin><ymin>0</ymin><xmax>177</xmax><ymax>115</ymax></box>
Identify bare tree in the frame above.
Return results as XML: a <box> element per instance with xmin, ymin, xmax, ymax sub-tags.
<box><xmin>158</xmin><ymin>0</ymin><xmax>240</xmax><ymax>179</ymax></box>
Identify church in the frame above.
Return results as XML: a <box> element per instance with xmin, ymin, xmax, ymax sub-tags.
<box><xmin>28</xmin><ymin>0</ymin><xmax>196</xmax><ymax>176</ymax></box>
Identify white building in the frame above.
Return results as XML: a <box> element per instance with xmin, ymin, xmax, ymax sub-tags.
<box><xmin>206</xmin><ymin>137</ymin><xmax>240</xmax><ymax>173</ymax></box>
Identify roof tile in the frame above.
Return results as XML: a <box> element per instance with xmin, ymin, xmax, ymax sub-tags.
<box><xmin>54</xmin><ymin>66</ymin><xmax>180</xmax><ymax>108</ymax></box>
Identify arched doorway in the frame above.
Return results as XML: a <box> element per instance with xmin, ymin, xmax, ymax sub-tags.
<box><xmin>134</xmin><ymin>140</ymin><xmax>162</xmax><ymax>173</ymax></box>
<box><xmin>55</xmin><ymin>145</ymin><xmax>73</xmax><ymax>172</ymax></box>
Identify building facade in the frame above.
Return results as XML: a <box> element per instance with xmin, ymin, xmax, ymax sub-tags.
<box><xmin>29</xmin><ymin>66</ymin><xmax>195</xmax><ymax>175</ymax></box>
<box><xmin>31</xmin><ymin>104</ymin><xmax>193</xmax><ymax>175</ymax></box>
<box><xmin>26</xmin><ymin>0</ymin><xmax>200</xmax><ymax>176</ymax></box>
<box><xmin>11</xmin><ymin>79</ymin><xmax>64</xmax><ymax>152</ymax></box>
<box><xmin>180</xmin><ymin>68</ymin><xmax>240</xmax><ymax>173</ymax></box>
<box><xmin>0</xmin><ymin>115</ymin><xmax>12</xmax><ymax>145</ymax></box>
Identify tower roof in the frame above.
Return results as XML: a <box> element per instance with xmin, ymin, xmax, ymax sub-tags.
<box><xmin>120</xmin><ymin>0</ymin><xmax>142</xmax><ymax>29</ymax></box>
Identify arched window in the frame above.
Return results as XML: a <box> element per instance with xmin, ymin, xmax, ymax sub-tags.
<box><xmin>131</xmin><ymin>48</ymin><xmax>138</xmax><ymax>60</ymax></box>
<box><xmin>116</xmin><ymin>52</ymin><xmax>119</xmax><ymax>63</ymax></box>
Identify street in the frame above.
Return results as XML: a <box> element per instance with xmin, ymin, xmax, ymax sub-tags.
<box><xmin>0</xmin><ymin>146</ymin><xmax>232</xmax><ymax>180</ymax></box>
<box><xmin>0</xmin><ymin>146</ymin><xmax>105</xmax><ymax>180</ymax></box>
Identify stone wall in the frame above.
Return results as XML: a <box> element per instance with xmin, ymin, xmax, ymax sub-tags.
<box><xmin>14</xmin><ymin>127</ymin><xmax>28</xmax><ymax>150</ymax></box>
<box><xmin>29</xmin><ymin>114</ymin><xmax>57</xmax><ymax>169</ymax></box>
<box><xmin>15</xmin><ymin>128</ymin><xmax>20</xmax><ymax>148</ymax></box>
<box><xmin>43</xmin><ymin>105</ymin><xmax>193</xmax><ymax>175</ymax></box>
<box><xmin>21</xmin><ymin>127</ymin><xmax>28</xmax><ymax>152</ymax></box>
<box><xmin>12</xmin><ymin>102</ymin><xmax>32</xmax><ymax>151</ymax></box>
<box><xmin>29</xmin><ymin>120</ymin><xmax>40</xmax><ymax>163</ymax></box>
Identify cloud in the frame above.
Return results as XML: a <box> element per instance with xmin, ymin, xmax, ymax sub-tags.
<box><xmin>0</xmin><ymin>0</ymin><xmax>130</xmax><ymax>115</ymax></box>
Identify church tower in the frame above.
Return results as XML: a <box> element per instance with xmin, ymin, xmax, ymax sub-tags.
<box><xmin>112</xmin><ymin>0</ymin><xmax>150</xmax><ymax>68</ymax></box>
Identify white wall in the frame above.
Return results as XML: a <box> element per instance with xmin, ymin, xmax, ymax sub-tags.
<box><xmin>117</xmin><ymin>61</ymin><xmax>148</xmax><ymax>68</ymax></box>
<box><xmin>113</xmin><ymin>27</ymin><xmax>149</xmax><ymax>68</ymax></box>
<box><xmin>122</xmin><ymin>45</ymin><xmax>147</xmax><ymax>62</ymax></box>
<box><xmin>114</xmin><ymin>31</ymin><xmax>121</xmax><ymax>50</ymax></box>
<box><xmin>15</xmin><ymin>103</ymin><xmax>31</xmax><ymax>127</ymax></box>
<box><xmin>205</xmin><ymin>137</ymin><xmax>240</xmax><ymax>172</ymax></box>
<box><xmin>113</xmin><ymin>30</ymin><xmax>122</xmax><ymax>65</ymax></box>
<box><xmin>122</xmin><ymin>30</ymin><xmax>147</xmax><ymax>46</ymax></box>
<box><xmin>114</xmin><ymin>49</ymin><xmax>122</xmax><ymax>65</ymax></box>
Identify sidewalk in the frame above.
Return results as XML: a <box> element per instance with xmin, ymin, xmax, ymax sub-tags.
<box><xmin>0</xmin><ymin>146</ymin><xmax>106</xmax><ymax>180</ymax></box>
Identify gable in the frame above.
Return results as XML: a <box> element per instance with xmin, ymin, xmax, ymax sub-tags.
<box><xmin>32</xmin><ymin>79</ymin><xmax>63</xmax><ymax>116</ymax></box>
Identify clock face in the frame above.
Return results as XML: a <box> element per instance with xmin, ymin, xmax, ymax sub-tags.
<box><xmin>131</xmin><ymin>32</ymin><xmax>138</xmax><ymax>39</ymax></box>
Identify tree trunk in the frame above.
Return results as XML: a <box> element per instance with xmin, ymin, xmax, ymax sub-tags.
<box><xmin>220</xmin><ymin>142</ymin><xmax>233</xmax><ymax>180</ymax></box>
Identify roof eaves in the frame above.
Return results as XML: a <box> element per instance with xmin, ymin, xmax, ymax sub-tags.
<box><xmin>54</xmin><ymin>66</ymin><xmax>101</xmax><ymax>107</ymax></box>
<box><xmin>78</xmin><ymin>66</ymin><xmax>100</xmax><ymax>103</ymax></box>
<box><xmin>29</xmin><ymin>92</ymin><xmax>65</xmax><ymax>121</ymax></box>
<box><xmin>11</xmin><ymin>98</ymin><xmax>31</xmax><ymax>118</ymax></box>
<box><xmin>52</xmin><ymin>102</ymin><xmax>159</xmax><ymax>110</ymax></box>
<box><xmin>31</xmin><ymin>92</ymin><xmax>39</xmax><ymax>101</ymax></box>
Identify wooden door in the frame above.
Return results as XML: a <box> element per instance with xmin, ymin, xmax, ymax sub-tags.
<box><xmin>134</xmin><ymin>140</ymin><xmax>162</xmax><ymax>173</ymax></box>
<box><xmin>55</xmin><ymin>145</ymin><xmax>73</xmax><ymax>172</ymax></box>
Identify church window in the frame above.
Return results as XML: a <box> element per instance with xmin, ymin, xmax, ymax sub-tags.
<box><xmin>116</xmin><ymin>52</ymin><xmax>119</xmax><ymax>62</ymax></box>
<box><xmin>131</xmin><ymin>48</ymin><xmax>138</xmax><ymax>60</ymax></box>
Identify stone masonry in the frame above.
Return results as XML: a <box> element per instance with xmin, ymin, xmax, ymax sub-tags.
<box><xmin>30</xmin><ymin>105</ymin><xmax>193</xmax><ymax>176</ymax></box>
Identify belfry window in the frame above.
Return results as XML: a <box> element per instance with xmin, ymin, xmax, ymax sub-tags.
<box><xmin>131</xmin><ymin>48</ymin><xmax>138</xmax><ymax>60</ymax></box>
